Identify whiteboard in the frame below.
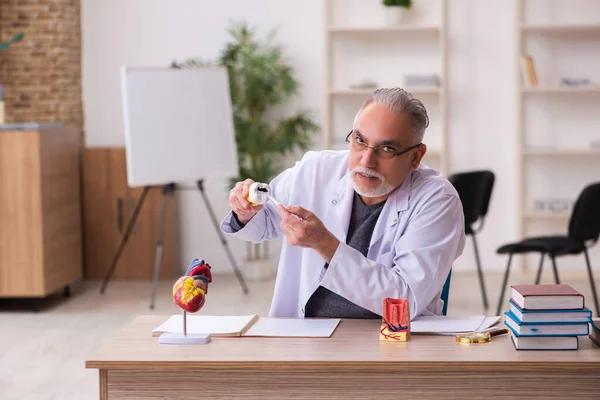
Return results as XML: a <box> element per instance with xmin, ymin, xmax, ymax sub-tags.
<box><xmin>121</xmin><ymin>66</ymin><xmax>239</xmax><ymax>187</ymax></box>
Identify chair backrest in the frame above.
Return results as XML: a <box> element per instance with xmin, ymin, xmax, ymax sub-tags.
<box><xmin>448</xmin><ymin>170</ymin><xmax>495</xmax><ymax>232</ymax></box>
<box><xmin>441</xmin><ymin>269</ymin><xmax>452</xmax><ymax>316</ymax></box>
<box><xmin>568</xmin><ymin>182</ymin><xmax>600</xmax><ymax>244</ymax></box>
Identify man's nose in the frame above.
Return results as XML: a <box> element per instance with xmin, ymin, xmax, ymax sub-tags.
<box><xmin>360</xmin><ymin>147</ymin><xmax>377</xmax><ymax>168</ymax></box>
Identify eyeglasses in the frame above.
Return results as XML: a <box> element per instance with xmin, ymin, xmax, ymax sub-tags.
<box><xmin>345</xmin><ymin>131</ymin><xmax>422</xmax><ymax>159</ymax></box>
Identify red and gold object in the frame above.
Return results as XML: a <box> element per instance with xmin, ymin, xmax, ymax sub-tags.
<box><xmin>380</xmin><ymin>298</ymin><xmax>410</xmax><ymax>342</ymax></box>
<box><xmin>173</xmin><ymin>258</ymin><xmax>212</xmax><ymax>313</ymax></box>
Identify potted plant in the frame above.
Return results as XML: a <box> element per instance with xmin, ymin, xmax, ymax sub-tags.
<box><xmin>173</xmin><ymin>22</ymin><xmax>319</xmax><ymax>279</ymax></box>
<box><xmin>0</xmin><ymin>32</ymin><xmax>24</xmax><ymax>123</ymax></box>
<box><xmin>382</xmin><ymin>0</ymin><xmax>413</xmax><ymax>25</ymax></box>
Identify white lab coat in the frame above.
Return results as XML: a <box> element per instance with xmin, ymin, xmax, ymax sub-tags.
<box><xmin>220</xmin><ymin>150</ymin><xmax>465</xmax><ymax>319</ymax></box>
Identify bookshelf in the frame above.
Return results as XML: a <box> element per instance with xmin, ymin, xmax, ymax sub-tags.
<box><xmin>523</xmin><ymin>211</ymin><xmax>570</xmax><ymax>221</ymax></box>
<box><xmin>522</xmin><ymin>86</ymin><xmax>600</xmax><ymax>94</ymax></box>
<box><xmin>516</xmin><ymin>0</ymin><xmax>600</xmax><ymax>270</ymax></box>
<box><xmin>521</xmin><ymin>23</ymin><xmax>600</xmax><ymax>37</ymax></box>
<box><xmin>523</xmin><ymin>149</ymin><xmax>600</xmax><ymax>157</ymax></box>
<box><xmin>323</xmin><ymin>0</ymin><xmax>448</xmax><ymax>174</ymax></box>
<box><xmin>328</xmin><ymin>25</ymin><xmax>440</xmax><ymax>34</ymax></box>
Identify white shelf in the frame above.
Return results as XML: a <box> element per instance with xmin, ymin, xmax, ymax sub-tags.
<box><xmin>516</xmin><ymin>4</ymin><xmax>600</xmax><ymax>273</ymax></box>
<box><xmin>328</xmin><ymin>25</ymin><xmax>440</xmax><ymax>34</ymax></box>
<box><xmin>523</xmin><ymin>212</ymin><xmax>570</xmax><ymax>220</ymax></box>
<box><xmin>323</xmin><ymin>0</ymin><xmax>448</xmax><ymax>174</ymax></box>
<box><xmin>522</xmin><ymin>148</ymin><xmax>600</xmax><ymax>156</ymax></box>
<box><xmin>521</xmin><ymin>23</ymin><xmax>600</xmax><ymax>35</ymax></box>
<box><xmin>522</xmin><ymin>86</ymin><xmax>600</xmax><ymax>94</ymax></box>
<box><xmin>329</xmin><ymin>88</ymin><xmax>441</xmax><ymax>96</ymax></box>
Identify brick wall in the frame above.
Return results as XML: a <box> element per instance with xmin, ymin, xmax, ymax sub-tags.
<box><xmin>0</xmin><ymin>0</ymin><xmax>83</xmax><ymax>135</ymax></box>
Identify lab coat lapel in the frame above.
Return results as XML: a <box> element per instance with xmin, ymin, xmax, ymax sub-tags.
<box><xmin>368</xmin><ymin>173</ymin><xmax>412</xmax><ymax>250</ymax></box>
<box><xmin>330</xmin><ymin>172</ymin><xmax>354</xmax><ymax>244</ymax></box>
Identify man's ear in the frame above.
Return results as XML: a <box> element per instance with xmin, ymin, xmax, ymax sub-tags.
<box><xmin>410</xmin><ymin>144</ymin><xmax>427</xmax><ymax>171</ymax></box>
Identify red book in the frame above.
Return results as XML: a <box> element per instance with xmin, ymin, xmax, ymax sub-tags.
<box><xmin>510</xmin><ymin>284</ymin><xmax>585</xmax><ymax>310</ymax></box>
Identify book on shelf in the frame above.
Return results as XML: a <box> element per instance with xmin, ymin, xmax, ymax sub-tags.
<box><xmin>510</xmin><ymin>333</ymin><xmax>579</xmax><ymax>350</ymax></box>
<box><xmin>509</xmin><ymin>299</ymin><xmax>592</xmax><ymax>323</ymax></box>
<box><xmin>560</xmin><ymin>78</ymin><xmax>592</xmax><ymax>87</ymax></box>
<box><xmin>504</xmin><ymin>311</ymin><xmax>589</xmax><ymax>336</ymax></box>
<box><xmin>520</xmin><ymin>55</ymin><xmax>538</xmax><ymax>88</ymax></box>
<box><xmin>404</xmin><ymin>74</ymin><xmax>440</xmax><ymax>88</ymax></box>
<box><xmin>510</xmin><ymin>284</ymin><xmax>585</xmax><ymax>310</ymax></box>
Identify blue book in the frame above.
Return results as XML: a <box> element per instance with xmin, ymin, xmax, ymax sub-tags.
<box><xmin>510</xmin><ymin>333</ymin><xmax>579</xmax><ymax>350</ymax></box>
<box><xmin>509</xmin><ymin>299</ymin><xmax>592</xmax><ymax>324</ymax></box>
<box><xmin>504</xmin><ymin>311</ymin><xmax>589</xmax><ymax>336</ymax></box>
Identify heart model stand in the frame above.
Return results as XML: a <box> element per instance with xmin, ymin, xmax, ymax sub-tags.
<box><xmin>159</xmin><ymin>258</ymin><xmax>212</xmax><ymax>345</ymax></box>
<box><xmin>159</xmin><ymin>310</ymin><xmax>211</xmax><ymax>345</ymax></box>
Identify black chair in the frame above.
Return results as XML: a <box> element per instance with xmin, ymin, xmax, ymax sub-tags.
<box><xmin>495</xmin><ymin>182</ymin><xmax>600</xmax><ymax>317</ymax></box>
<box><xmin>448</xmin><ymin>170</ymin><xmax>495</xmax><ymax>310</ymax></box>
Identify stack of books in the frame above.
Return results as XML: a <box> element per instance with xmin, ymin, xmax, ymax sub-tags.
<box><xmin>504</xmin><ymin>284</ymin><xmax>592</xmax><ymax>350</ymax></box>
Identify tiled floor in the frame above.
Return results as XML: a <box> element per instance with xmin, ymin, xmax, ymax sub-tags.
<box><xmin>0</xmin><ymin>271</ymin><xmax>598</xmax><ymax>400</ymax></box>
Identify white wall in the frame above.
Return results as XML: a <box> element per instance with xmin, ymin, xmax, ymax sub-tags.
<box><xmin>82</xmin><ymin>0</ymin><xmax>324</xmax><ymax>276</ymax></box>
<box><xmin>82</xmin><ymin>0</ymin><xmax>600</xmax><ymax>277</ymax></box>
<box><xmin>446</xmin><ymin>0</ymin><xmax>519</xmax><ymax>274</ymax></box>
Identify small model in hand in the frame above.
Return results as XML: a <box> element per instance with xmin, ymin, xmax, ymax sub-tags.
<box><xmin>173</xmin><ymin>258</ymin><xmax>213</xmax><ymax>313</ymax></box>
<box><xmin>247</xmin><ymin>182</ymin><xmax>271</xmax><ymax>206</ymax></box>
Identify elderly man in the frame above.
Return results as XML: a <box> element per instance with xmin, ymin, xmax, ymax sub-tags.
<box><xmin>220</xmin><ymin>88</ymin><xmax>465</xmax><ymax>319</ymax></box>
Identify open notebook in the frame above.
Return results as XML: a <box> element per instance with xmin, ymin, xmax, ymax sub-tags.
<box><xmin>152</xmin><ymin>314</ymin><xmax>341</xmax><ymax>338</ymax></box>
<box><xmin>410</xmin><ymin>315</ymin><xmax>502</xmax><ymax>335</ymax></box>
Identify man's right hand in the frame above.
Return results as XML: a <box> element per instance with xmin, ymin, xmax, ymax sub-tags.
<box><xmin>228</xmin><ymin>178</ymin><xmax>265</xmax><ymax>225</ymax></box>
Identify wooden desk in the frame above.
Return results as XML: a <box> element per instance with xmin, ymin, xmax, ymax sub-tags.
<box><xmin>86</xmin><ymin>315</ymin><xmax>600</xmax><ymax>399</ymax></box>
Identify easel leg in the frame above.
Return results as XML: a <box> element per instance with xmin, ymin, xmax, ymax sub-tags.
<box><xmin>150</xmin><ymin>183</ymin><xmax>174</xmax><ymax>309</ymax></box>
<box><xmin>100</xmin><ymin>186</ymin><xmax>151</xmax><ymax>294</ymax></box>
<box><xmin>197</xmin><ymin>180</ymin><xmax>249</xmax><ymax>294</ymax></box>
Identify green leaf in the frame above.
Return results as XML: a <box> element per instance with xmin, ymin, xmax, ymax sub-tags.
<box><xmin>382</xmin><ymin>0</ymin><xmax>412</xmax><ymax>7</ymax></box>
<box><xmin>172</xmin><ymin>21</ymin><xmax>321</xmax><ymax>189</ymax></box>
<box><xmin>12</xmin><ymin>32</ymin><xmax>25</xmax><ymax>42</ymax></box>
<box><xmin>0</xmin><ymin>32</ymin><xmax>25</xmax><ymax>51</ymax></box>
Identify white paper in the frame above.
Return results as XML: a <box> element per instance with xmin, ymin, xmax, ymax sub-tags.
<box><xmin>411</xmin><ymin>315</ymin><xmax>486</xmax><ymax>334</ymax></box>
<box><xmin>244</xmin><ymin>318</ymin><xmax>341</xmax><ymax>338</ymax></box>
<box><xmin>475</xmin><ymin>316</ymin><xmax>502</xmax><ymax>332</ymax></box>
<box><xmin>152</xmin><ymin>314</ymin><xmax>257</xmax><ymax>336</ymax></box>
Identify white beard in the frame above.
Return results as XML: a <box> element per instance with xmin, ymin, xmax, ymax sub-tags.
<box><xmin>350</xmin><ymin>166</ymin><xmax>396</xmax><ymax>198</ymax></box>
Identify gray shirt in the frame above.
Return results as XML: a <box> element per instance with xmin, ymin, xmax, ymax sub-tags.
<box><xmin>230</xmin><ymin>192</ymin><xmax>386</xmax><ymax>319</ymax></box>
<box><xmin>304</xmin><ymin>192</ymin><xmax>385</xmax><ymax>319</ymax></box>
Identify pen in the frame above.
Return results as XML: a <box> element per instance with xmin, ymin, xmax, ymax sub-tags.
<box><xmin>268</xmin><ymin>194</ymin><xmax>303</xmax><ymax>221</ymax></box>
<box><xmin>266</xmin><ymin>194</ymin><xmax>281</xmax><ymax>207</ymax></box>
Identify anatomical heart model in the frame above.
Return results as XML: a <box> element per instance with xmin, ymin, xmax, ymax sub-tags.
<box><xmin>380</xmin><ymin>298</ymin><xmax>410</xmax><ymax>342</ymax></box>
<box><xmin>160</xmin><ymin>258</ymin><xmax>213</xmax><ymax>345</ymax></box>
<box><xmin>173</xmin><ymin>258</ymin><xmax>213</xmax><ymax>313</ymax></box>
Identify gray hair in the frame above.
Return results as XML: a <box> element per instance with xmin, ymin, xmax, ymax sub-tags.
<box><xmin>354</xmin><ymin>88</ymin><xmax>429</xmax><ymax>142</ymax></box>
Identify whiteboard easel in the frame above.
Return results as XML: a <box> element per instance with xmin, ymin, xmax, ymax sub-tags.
<box><xmin>99</xmin><ymin>66</ymin><xmax>249</xmax><ymax>305</ymax></box>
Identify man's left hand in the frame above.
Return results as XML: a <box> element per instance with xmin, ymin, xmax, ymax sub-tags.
<box><xmin>276</xmin><ymin>204</ymin><xmax>340</xmax><ymax>263</ymax></box>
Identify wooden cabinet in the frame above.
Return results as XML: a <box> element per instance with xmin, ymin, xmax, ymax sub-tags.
<box><xmin>82</xmin><ymin>147</ymin><xmax>177</xmax><ymax>280</ymax></box>
<box><xmin>0</xmin><ymin>126</ymin><xmax>83</xmax><ymax>298</ymax></box>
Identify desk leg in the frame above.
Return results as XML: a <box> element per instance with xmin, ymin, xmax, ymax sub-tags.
<box><xmin>99</xmin><ymin>369</ymin><xmax>108</xmax><ymax>400</ymax></box>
